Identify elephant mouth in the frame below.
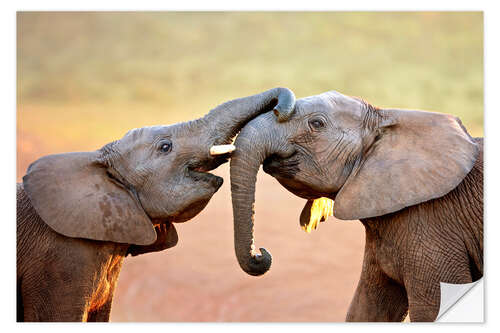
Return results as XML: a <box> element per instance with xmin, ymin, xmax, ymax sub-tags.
<box><xmin>187</xmin><ymin>155</ymin><xmax>229</xmax><ymax>189</ymax></box>
<box><xmin>171</xmin><ymin>157</ymin><xmax>228</xmax><ymax>223</ymax></box>
<box><xmin>263</xmin><ymin>154</ymin><xmax>333</xmax><ymax>200</ymax></box>
<box><xmin>263</xmin><ymin>153</ymin><xmax>300</xmax><ymax>178</ymax></box>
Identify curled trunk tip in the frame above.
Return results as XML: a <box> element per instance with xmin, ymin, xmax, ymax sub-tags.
<box><xmin>273</xmin><ymin>88</ymin><xmax>296</xmax><ymax>122</ymax></box>
<box><xmin>242</xmin><ymin>248</ymin><xmax>272</xmax><ymax>276</ymax></box>
<box><xmin>202</xmin><ymin>87</ymin><xmax>295</xmax><ymax>143</ymax></box>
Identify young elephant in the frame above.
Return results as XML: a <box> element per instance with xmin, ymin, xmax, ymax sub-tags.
<box><xmin>17</xmin><ymin>87</ymin><xmax>296</xmax><ymax>322</ymax></box>
<box><xmin>229</xmin><ymin>90</ymin><xmax>482</xmax><ymax>322</ymax></box>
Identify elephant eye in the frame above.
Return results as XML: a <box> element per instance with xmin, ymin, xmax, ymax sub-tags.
<box><xmin>159</xmin><ymin>141</ymin><xmax>172</xmax><ymax>153</ymax></box>
<box><xmin>309</xmin><ymin>118</ymin><xmax>326</xmax><ymax>130</ymax></box>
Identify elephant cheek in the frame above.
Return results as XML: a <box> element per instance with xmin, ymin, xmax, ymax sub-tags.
<box><xmin>275</xmin><ymin>176</ymin><xmax>319</xmax><ymax>200</ymax></box>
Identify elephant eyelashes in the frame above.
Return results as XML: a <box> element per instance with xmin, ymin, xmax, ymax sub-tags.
<box><xmin>309</xmin><ymin>118</ymin><xmax>325</xmax><ymax>130</ymax></box>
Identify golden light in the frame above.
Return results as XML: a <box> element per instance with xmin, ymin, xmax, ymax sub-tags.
<box><xmin>301</xmin><ymin>197</ymin><xmax>334</xmax><ymax>233</ymax></box>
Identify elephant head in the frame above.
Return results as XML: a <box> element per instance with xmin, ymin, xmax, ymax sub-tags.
<box><xmin>230</xmin><ymin>90</ymin><xmax>478</xmax><ymax>276</ymax></box>
<box><xmin>23</xmin><ymin>87</ymin><xmax>295</xmax><ymax>254</ymax></box>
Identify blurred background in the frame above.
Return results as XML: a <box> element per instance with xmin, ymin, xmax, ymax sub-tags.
<box><xmin>17</xmin><ymin>12</ymin><xmax>483</xmax><ymax>321</ymax></box>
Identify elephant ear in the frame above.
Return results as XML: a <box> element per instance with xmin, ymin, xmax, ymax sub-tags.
<box><xmin>22</xmin><ymin>151</ymin><xmax>157</xmax><ymax>245</ymax></box>
<box><xmin>334</xmin><ymin>109</ymin><xmax>479</xmax><ymax>220</ymax></box>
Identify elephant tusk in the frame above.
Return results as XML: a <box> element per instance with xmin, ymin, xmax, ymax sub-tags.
<box><xmin>209</xmin><ymin>144</ymin><xmax>236</xmax><ymax>156</ymax></box>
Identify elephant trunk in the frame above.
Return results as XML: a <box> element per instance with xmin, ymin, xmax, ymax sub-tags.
<box><xmin>201</xmin><ymin>87</ymin><xmax>295</xmax><ymax>145</ymax></box>
<box><xmin>230</xmin><ymin>113</ymin><xmax>285</xmax><ymax>276</ymax></box>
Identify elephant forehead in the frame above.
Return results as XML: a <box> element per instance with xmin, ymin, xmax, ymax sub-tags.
<box><xmin>297</xmin><ymin>91</ymin><xmax>364</xmax><ymax>117</ymax></box>
<box><xmin>321</xmin><ymin>91</ymin><xmax>364</xmax><ymax>111</ymax></box>
<box><xmin>121</xmin><ymin>125</ymin><xmax>172</xmax><ymax>143</ymax></box>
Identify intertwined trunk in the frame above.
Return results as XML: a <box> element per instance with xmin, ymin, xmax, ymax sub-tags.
<box><xmin>199</xmin><ymin>87</ymin><xmax>295</xmax><ymax>145</ymax></box>
<box><xmin>230</xmin><ymin>113</ymin><xmax>282</xmax><ymax>276</ymax></box>
<box><xmin>188</xmin><ymin>87</ymin><xmax>296</xmax><ymax>276</ymax></box>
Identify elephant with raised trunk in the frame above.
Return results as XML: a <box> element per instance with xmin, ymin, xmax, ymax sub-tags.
<box><xmin>229</xmin><ymin>90</ymin><xmax>482</xmax><ymax>322</ymax></box>
<box><xmin>17</xmin><ymin>87</ymin><xmax>296</xmax><ymax>322</ymax></box>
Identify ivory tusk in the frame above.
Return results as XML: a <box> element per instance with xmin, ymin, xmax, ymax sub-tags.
<box><xmin>209</xmin><ymin>144</ymin><xmax>236</xmax><ymax>156</ymax></box>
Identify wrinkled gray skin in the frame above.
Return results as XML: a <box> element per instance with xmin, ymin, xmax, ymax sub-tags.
<box><xmin>230</xmin><ymin>90</ymin><xmax>483</xmax><ymax>322</ymax></box>
<box><xmin>17</xmin><ymin>87</ymin><xmax>295</xmax><ymax>322</ymax></box>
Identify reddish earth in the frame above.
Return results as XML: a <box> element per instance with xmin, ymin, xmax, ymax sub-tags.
<box><xmin>17</xmin><ymin>133</ymin><xmax>365</xmax><ymax>322</ymax></box>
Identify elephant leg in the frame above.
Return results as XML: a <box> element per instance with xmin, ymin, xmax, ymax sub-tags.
<box><xmin>20</xmin><ymin>269</ymin><xmax>91</xmax><ymax>322</ymax></box>
<box><xmin>86</xmin><ymin>282</ymin><xmax>118</xmax><ymax>322</ymax></box>
<box><xmin>21</xmin><ymin>285</ymin><xmax>89</xmax><ymax>321</ymax></box>
<box><xmin>86</xmin><ymin>260</ymin><xmax>122</xmax><ymax>322</ymax></box>
<box><xmin>17</xmin><ymin>279</ymin><xmax>24</xmax><ymax>322</ymax></box>
<box><xmin>346</xmin><ymin>251</ymin><xmax>408</xmax><ymax>322</ymax></box>
<box><xmin>405</xmin><ymin>253</ymin><xmax>473</xmax><ymax>322</ymax></box>
<box><xmin>87</xmin><ymin>298</ymin><xmax>113</xmax><ymax>322</ymax></box>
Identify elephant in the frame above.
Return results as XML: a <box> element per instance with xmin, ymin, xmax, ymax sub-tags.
<box><xmin>16</xmin><ymin>87</ymin><xmax>296</xmax><ymax>322</ymax></box>
<box><xmin>229</xmin><ymin>90</ymin><xmax>482</xmax><ymax>322</ymax></box>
